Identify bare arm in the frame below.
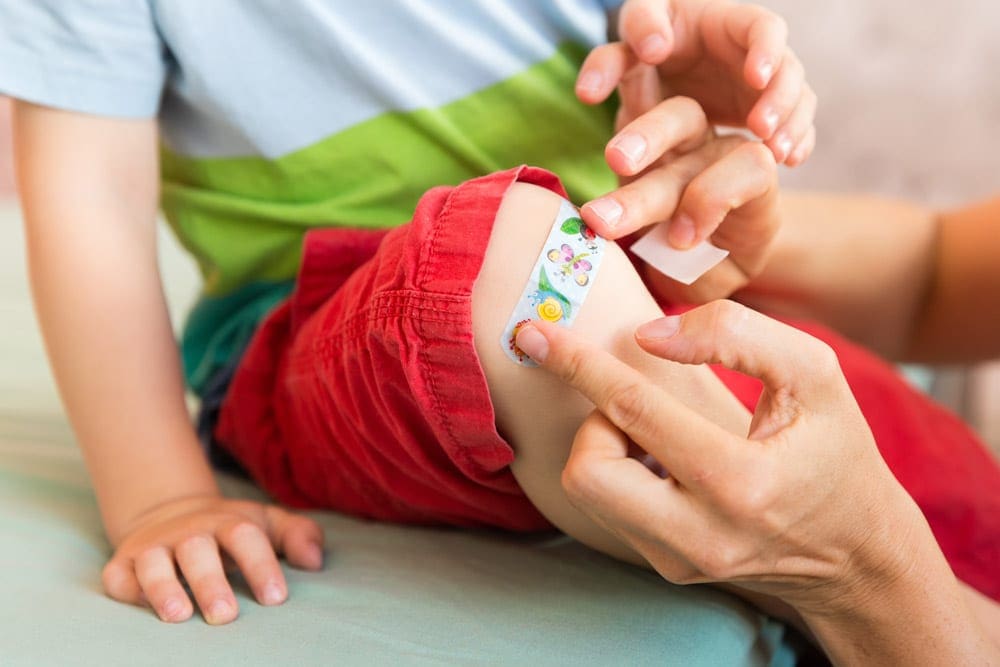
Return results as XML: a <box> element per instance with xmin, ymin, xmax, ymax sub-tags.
<box><xmin>739</xmin><ymin>192</ymin><xmax>1000</xmax><ymax>362</ymax></box>
<box><xmin>14</xmin><ymin>102</ymin><xmax>323</xmax><ymax>625</ymax></box>
<box><xmin>14</xmin><ymin>102</ymin><xmax>217</xmax><ymax>540</ymax></box>
<box><xmin>735</xmin><ymin>191</ymin><xmax>938</xmax><ymax>359</ymax></box>
<box><xmin>907</xmin><ymin>196</ymin><xmax>1000</xmax><ymax>362</ymax></box>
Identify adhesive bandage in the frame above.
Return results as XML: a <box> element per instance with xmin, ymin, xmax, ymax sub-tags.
<box><xmin>501</xmin><ymin>199</ymin><xmax>607</xmax><ymax>366</ymax></box>
<box><xmin>630</xmin><ymin>223</ymin><xmax>729</xmax><ymax>285</ymax></box>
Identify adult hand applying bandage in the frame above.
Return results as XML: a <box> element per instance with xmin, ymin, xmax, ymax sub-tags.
<box><xmin>578</xmin><ymin>1</ymin><xmax>813</xmax><ymax>304</ymax></box>
<box><xmin>513</xmin><ymin>301</ymin><xmax>999</xmax><ymax>665</ymax></box>
<box><xmin>582</xmin><ymin>0</ymin><xmax>815</xmax><ymax>165</ymax></box>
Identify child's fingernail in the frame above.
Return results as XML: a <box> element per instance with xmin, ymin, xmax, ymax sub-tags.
<box><xmin>639</xmin><ymin>33</ymin><xmax>669</xmax><ymax>60</ymax></box>
<box><xmin>637</xmin><ymin>316</ymin><xmax>681</xmax><ymax>340</ymax></box>
<box><xmin>668</xmin><ymin>214</ymin><xmax>696</xmax><ymax>248</ymax></box>
<box><xmin>763</xmin><ymin>108</ymin><xmax>779</xmax><ymax>134</ymax></box>
<box><xmin>577</xmin><ymin>70</ymin><xmax>604</xmax><ymax>94</ymax></box>
<box><xmin>262</xmin><ymin>583</ymin><xmax>285</xmax><ymax>605</ymax></box>
<box><xmin>306</xmin><ymin>542</ymin><xmax>324</xmax><ymax>569</ymax></box>
<box><xmin>758</xmin><ymin>60</ymin><xmax>774</xmax><ymax>84</ymax></box>
<box><xmin>610</xmin><ymin>132</ymin><xmax>647</xmax><ymax>170</ymax></box>
<box><xmin>162</xmin><ymin>597</ymin><xmax>185</xmax><ymax>621</ymax></box>
<box><xmin>587</xmin><ymin>197</ymin><xmax>623</xmax><ymax>229</ymax></box>
<box><xmin>515</xmin><ymin>325</ymin><xmax>549</xmax><ymax>363</ymax></box>
<box><xmin>208</xmin><ymin>600</ymin><xmax>233</xmax><ymax>622</ymax></box>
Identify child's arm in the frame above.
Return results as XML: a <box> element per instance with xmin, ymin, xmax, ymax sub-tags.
<box><xmin>13</xmin><ymin>102</ymin><xmax>323</xmax><ymax>624</ymax></box>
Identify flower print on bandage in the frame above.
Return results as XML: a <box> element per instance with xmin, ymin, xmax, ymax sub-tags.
<box><xmin>500</xmin><ymin>199</ymin><xmax>607</xmax><ymax>366</ymax></box>
<box><xmin>547</xmin><ymin>244</ymin><xmax>593</xmax><ymax>286</ymax></box>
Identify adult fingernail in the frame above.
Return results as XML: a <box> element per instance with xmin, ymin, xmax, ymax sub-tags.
<box><xmin>776</xmin><ymin>134</ymin><xmax>794</xmax><ymax>161</ymax></box>
<box><xmin>639</xmin><ymin>33</ymin><xmax>669</xmax><ymax>60</ymax></box>
<box><xmin>515</xmin><ymin>325</ymin><xmax>549</xmax><ymax>363</ymax></box>
<box><xmin>208</xmin><ymin>600</ymin><xmax>233</xmax><ymax>623</ymax></box>
<box><xmin>587</xmin><ymin>197</ymin><xmax>623</xmax><ymax>229</ymax></box>
<box><xmin>637</xmin><ymin>316</ymin><xmax>681</xmax><ymax>340</ymax></box>
<box><xmin>610</xmin><ymin>132</ymin><xmax>647</xmax><ymax>170</ymax></box>
<box><xmin>262</xmin><ymin>583</ymin><xmax>285</xmax><ymax>605</ymax></box>
<box><xmin>763</xmin><ymin>108</ymin><xmax>779</xmax><ymax>134</ymax></box>
<box><xmin>758</xmin><ymin>60</ymin><xmax>774</xmax><ymax>85</ymax></box>
<box><xmin>577</xmin><ymin>70</ymin><xmax>604</xmax><ymax>94</ymax></box>
<box><xmin>668</xmin><ymin>214</ymin><xmax>696</xmax><ymax>248</ymax></box>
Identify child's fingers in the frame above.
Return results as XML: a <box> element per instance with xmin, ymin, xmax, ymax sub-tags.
<box><xmin>576</xmin><ymin>42</ymin><xmax>633</xmax><ymax>105</ymax></box>
<box><xmin>617</xmin><ymin>0</ymin><xmax>674</xmax><ymax>64</ymax></box>
<box><xmin>101</xmin><ymin>558</ymin><xmax>145</xmax><ymax>607</ymax></box>
<box><xmin>765</xmin><ymin>85</ymin><xmax>817</xmax><ymax>163</ymax></box>
<box><xmin>722</xmin><ymin>3</ymin><xmax>789</xmax><ymax>89</ymax></box>
<box><xmin>217</xmin><ymin>521</ymin><xmax>288</xmax><ymax>606</ymax></box>
<box><xmin>746</xmin><ymin>52</ymin><xmax>805</xmax><ymax>141</ymax></box>
<box><xmin>669</xmin><ymin>141</ymin><xmax>778</xmax><ymax>249</ymax></box>
<box><xmin>604</xmin><ymin>95</ymin><xmax>710</xmax><ymax>176</ymax></box>
<box><xmin>134</xmin><ymin>546</ymin><xmax>194</xmax><ymax>623</ymax></box>
<box><xmin>785</xmin><ymin>126</ymin><xmax>816</xmax><ymax>167</ymax></box>
<box><xmin>266</xmin><ymin>505</ymin><xmax>326</xmax><ymax>571</ymax></box>
<box><xmin>174</xmin><ymin>534</ymin><xmax>240</xmax><ymax>625</ymax></box>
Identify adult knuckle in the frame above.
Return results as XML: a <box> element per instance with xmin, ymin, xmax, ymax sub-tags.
<box><xmin>684</xmin><ymin>180</ymin><xmax>714</xmax><ymax>214</ymax></box>
<box><xmin>604</xmin><ymin>380</ymin><xmax>653</xmax><ymax>435</ymax></box>
<box><xmin>770</xmin><ymin>15</ymin><xmax>789</xmax><ymax>39</ymax></box>
<box><xmin>808</xmin><ymin>340</ymin><xmax>841</xmax><ymax>380</ymax></box>
<box><xmin>557</xmin><ymin>345</ymin><xmax>594</xmax><ymax>389</ymax></box>
<box><xmin>672</xmin><ymin>95</ymin><xmax>704</xmax><ymax>122</ymax></box>
<box><xmin>734</xmin><ymin>475</ymin><xmax>777</xmax><ymax>519</ymax></box>
<box><xmin>695</xmin><ymin>544</ymin><xmax>738</xmax><ymax>580</ymax></box>
<box><xmin>745</xmin><ymin>141</ymin><xmax>777</xmax><ymax>174</ymax></box>
<box><xmin>706</xmin><ymin>299</ymin><xmax>748</xmax><ymax>340</ymax></box>
<box><xmin>560</xmin><ymin>457</ymin><xmax>592</xmax><ymax>504</ymax></box>
<box><xmin>805</xmin><ymin>87</ymin><xmax>818</xmax><ymax>110</ymax></box>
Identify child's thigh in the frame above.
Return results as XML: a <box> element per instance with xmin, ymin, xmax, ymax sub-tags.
<box><xmin>471</xmin><ymin>183</ymin><xmax>750</xmax><ymax>562</ymax></box>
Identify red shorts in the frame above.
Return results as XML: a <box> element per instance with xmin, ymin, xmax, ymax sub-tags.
<box><xmin>217</xmin><ymin>166</ymin><xmax>1000</xmax><ymax>600</ymax></box>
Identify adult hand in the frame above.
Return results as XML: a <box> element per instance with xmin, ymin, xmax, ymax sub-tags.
<box><xmin>576</xmin><ymin>1</ymin><xmax>812</xmax><ymax>305</ymax></box>
<box><xmin>516</xmin><ymin>300</ymin><xmax>918</xmax><ymax>608</ymax></box>
<box><xmin>577</xmin><ymin>93</ymin><xmax>781</xmax><ymax>303</ymax></box>
<box><xmin>583</xmin><ymin>0</ymin><xmax>815</xmax><ymax>165</ymax></box>
<box><xmin>101</xmin><ymin>495</ymin><xmax>324</xmax><ymax>624</ymax></box>
<box><xmin>511</xmin><ymin>302</ymin><xmax>1000</xmax><ymax>667</ymax></box>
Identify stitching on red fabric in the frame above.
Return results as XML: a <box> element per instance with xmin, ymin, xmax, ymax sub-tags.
<box><xmin>311</xmin><ymin>290</ymin><xmax>468</xmax><ymax>361</ymax></box>
<box><xmin>416</xmin><ymin>187</ymin><xmax>457</xmax><ymax>289</ymax></box>
<box><xmin>418</xmin><ymin>335</ymin><xmax>475</xmax><ymax>473</ymax></box>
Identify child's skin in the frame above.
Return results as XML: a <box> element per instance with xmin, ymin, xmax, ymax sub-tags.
<box><xmin>13</xmin><ymin>0</ymin><xmax>815</xmax><ymax>625</ymax></box>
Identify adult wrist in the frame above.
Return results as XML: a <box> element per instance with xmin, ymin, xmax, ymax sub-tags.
<box><xmin>793</xmin><ymin>498</ymin><xmax>987</xmax><ymax>665</ymax></box>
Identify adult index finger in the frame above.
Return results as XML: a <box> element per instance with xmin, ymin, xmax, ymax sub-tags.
<box><xmin>515</xmin><ymin>319</ymin><xmax>745</xmax><ymax>490</ymax></box>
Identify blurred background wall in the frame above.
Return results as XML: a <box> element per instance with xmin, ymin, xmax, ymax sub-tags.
<box><xmin>0</xmin><ymin>0</ymin><xmax>997</xmax><ymax>443</ymax></box>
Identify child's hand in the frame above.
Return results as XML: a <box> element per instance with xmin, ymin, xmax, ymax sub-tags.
<box><xmin>101</xmin><ymin>495</ymin><xmax>324</xmax><ymax>625</ymax></box>
<box><xmin>581</xmin><ymin>0</ymin><xmax>815</xmax><ymax>165</ymax></box>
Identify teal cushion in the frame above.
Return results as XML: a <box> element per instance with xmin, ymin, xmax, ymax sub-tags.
<box><xmin>0</xmin><ymin>417</ymin><xmax>800</xmax><ymax>666</ymax></box>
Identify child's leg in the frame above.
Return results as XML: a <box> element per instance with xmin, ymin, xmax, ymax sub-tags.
<box><xmin>471</xmin><ymin>182</ymin><xmax>751</xmax><ymax>564</ymax></box>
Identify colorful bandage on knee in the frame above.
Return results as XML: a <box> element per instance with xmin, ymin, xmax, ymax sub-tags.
<box><xmin>501</xmin><ymin>199</ymin><xmax>607</xmax><ymax>366</ymax></box>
